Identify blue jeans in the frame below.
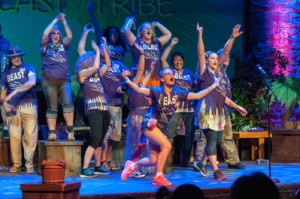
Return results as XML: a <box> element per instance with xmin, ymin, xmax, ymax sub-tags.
<box><xmin>42</xmin><ymin>78</ymin><xmax>74</xmax><ymax>118</ymax></box>
<box><xmin>166</xmin><ymin>112</ymin><xmax>194</xmax><ymax>165</ymax></box>
<box><xmin>203</xmin><ymin>129</ymin><xmax>223</xmax><ymax>156</ymax></box>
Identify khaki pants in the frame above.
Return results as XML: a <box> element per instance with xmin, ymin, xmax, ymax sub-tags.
<box><xmin>6</xmin><ymin>106</ymin><xmax>38</xmax><ymax>168</ymax></box>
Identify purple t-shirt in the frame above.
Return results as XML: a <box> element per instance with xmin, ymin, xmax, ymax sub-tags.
<box><xmin>199</xmin><ymin>67</ymin><xmax>226</xmax><ymax>114</ymax></box>
<box><xmin>101</xmin><ymin>60</ymin><xmax>128</xmax><ymax>106</ymax></box>
<box><xmin>173</xmin><ymin>69</ymin><xmax>196</xmax><ymax>112</ymax></box>
<box><xmin>143</xmin><ymin>86</ymin><xmax>188</xmax><ymax>131</ymax></box>
<box><xmin>127</xmin><ymin>86</ymin><xmax>149</xmax><ymax>110</ymax></box>
<box><xmin>131</xmin><ymin>38</ymin><xmax>162</xmax><ymax>76</ymax></box>
<box><xmin>218</xmin><ymin>64</ymin><xmax>232</xmax><ymax>115</ymax></box>
<box><xmin>81</xmin><ymin>69</ymin><xmax>109</xmax><ymax>115</ymax></box>
<box><xmin>0</xmin><ymin>64</ymin><xmax>37</xmax><ymax>108</ymax></box>
<box><xmin>106</xmin><ymin>43</ymin><xmax>126</xmax><ymax>63</ymax></box>
<box><xmin>40</xmin><ymin>42</ymin><xmax>70</xmax><ymax>80</ymax></box>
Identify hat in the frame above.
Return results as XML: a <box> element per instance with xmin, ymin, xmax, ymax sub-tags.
<box><xmin>6</xmin><ymin>46</ymin><xmax>26</xmax><ymax>57</ymax></box>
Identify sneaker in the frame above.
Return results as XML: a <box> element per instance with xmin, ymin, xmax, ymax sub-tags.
<box><xmin>48</xmin><ymin>132</ymin><xmax>56</xmax><ymax>141</ymax></box>
<box><xmin>26</xmin><ymin>167</ymin><xmax>35</xmax><ymax>174</ymax></box>
<box><xmin>80</xmin><ymin>168</ymin><xmax>97</xmax><ymax>178</ymax></box>
<box><xmin>129</xmin><ymin>169</ymin><xmax>146</xmax><ymax>178</ymax></box>
<box><xmin>213</xmin><ymin>169</ymin><xmax>226</xmax><ymax>180</ymax></box>
<box><xmin>102</xmin><ymin>162</ymin><xmax>112</xmax><ymax>171</ymax></box>
<box><xmin>121</xmin><ymin>160</ymin><xmax>136</xmax><ymax>181</ymax></box>
<box><xmin>108</xmin><ymin>161</ymin><xmax>121</xmax><ymax>171</ymax></box>
<box><xmin>94</xmin><ymin>165</ymin><xmax>111</xmax><ymax>175</ymax></box>
<box><xmin>2</xmin><ymin>128</ymin><xmax>9</xmax><ymax>138</ymax></box>
<box><xmin>152</xmin><ymin>175</ymin><xmax>172</xmax><ymax>186</ymax></box>
<box><xmin>66</xmin><ymin>130</ymin><xmax>75</xmax><ymax>141</ymax></box>
<box><xmin>9</xmin><ymin>166</ymin><xmax>21</xmax><ymax>173</ymax></box>
<box><xmin>193</xmin><ymin>162</ymin><xmax>209</xmax><ymax>177</ymax></box>
<box><xmin>228</xmin><ymin>162</ymin><xmax>246</xmax><ymax>169</ymax></box>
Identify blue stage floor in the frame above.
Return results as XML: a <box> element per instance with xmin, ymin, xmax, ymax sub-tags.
<box><xmin>0</xmin><ymin>162</ymin><xmax>300</xmax><ymax>199</ymax></box>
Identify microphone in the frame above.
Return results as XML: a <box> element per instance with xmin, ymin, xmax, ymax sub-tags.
<box><xmin>256</xmin><ymin>64</ymin><xmax>267</xmax><ymax>75</ymax></box>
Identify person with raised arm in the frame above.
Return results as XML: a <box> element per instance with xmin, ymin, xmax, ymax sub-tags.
<box><xmin>193</xmin><ymin>23</ymin><xmax>247</xmax><ymax>180</ymax></box>
<box><xmin>40</xmin><ymin>13</ymin><xmax>74</xmax><ymax>141</ymax></box>
<box><xmin>120</xmin><ymin>67</ymin><xmax>220</xmax><ymax>186</ymax></box>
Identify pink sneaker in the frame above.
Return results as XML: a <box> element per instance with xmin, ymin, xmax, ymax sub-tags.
<box><xmin>152</xmin><ymin>174</ymin><xmax>172</xmax><ymax>186</ymax></box>
<box><xmin>121</xmin><ymin>161</ymin><xmax>135</xmax><ymax>181</ymax></box>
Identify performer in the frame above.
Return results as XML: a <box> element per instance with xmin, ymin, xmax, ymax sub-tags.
<box><xmin>0</xmin><ymin>46</ymin><xmax>38</xmax><ymax>174</ymax></box>
<box><xmin>161</xmin><ymin>37</ymin><xmax>198</xmax><ymax>167</ymax></box>
<box><xmin>194</xmin><ymin>48</ymin><xmax>246</xmax><ymax>169</ymax></box>
<box><xmin>122</xmin><ymin>43</ymin><xmax>154</xmax><ymax>178</ymax></box>
<box><xmin>40</xmin><ymin>13</ymin><xmax>74</xmax><ymax>141</ymax></box>
<box><xmin>0</xmin><ymin>24</ymin><xmax>10</xmax><ymax>138</ymax></box>
<box><xmin>87</xmin><ymin>2</ymin><xmax>128</xmax><ymax>63</ymax></box>
<box><xmin>121</xmin><ymin>68</ymin><xmax>220</xmax><ymax>186</ymax></box>
<box><xmin>121</xmin><ymin>16</ymin><xmax>172</xmax><ymax>87</ymax></box>
<box><xmin>193</xmin><ymin>23</ymin><xmax>247</xmax><ymax>180</ymax></box>
<box><xmin>77</xmin><ymin>25</ymin><xmax>112</xmax><ymax>176</ymax></box>
<box><xmin>76</xmin><ymin>40</ymin><xmax>111</xmax><ymax>178</ymax></box>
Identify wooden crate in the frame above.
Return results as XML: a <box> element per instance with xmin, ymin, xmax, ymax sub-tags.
<box><xmin>37</xmin><ymin>141</ymin><xmax>83</xmax><ymax>177</ymax></box>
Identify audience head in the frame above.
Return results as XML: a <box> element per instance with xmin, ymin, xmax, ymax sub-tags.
<box><xmin>230</xmin><ymin>172</ymin><xmax>280</xmax><ymax>199</ymax></box>
<box><xmin>156</xmin><ymin>186</ymin><xmax>171</xmax><ymax>199</ymax></box>
<box><xmin>170</xmin><ymin>184</ymin><xmax>205</xmax><ymax>199</ymax></box>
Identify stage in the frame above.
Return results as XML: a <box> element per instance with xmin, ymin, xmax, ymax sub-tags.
<box><xmin>0</xmin><ymin>161</ymin><xmax>299</xmax><ymax>199</ymax></box>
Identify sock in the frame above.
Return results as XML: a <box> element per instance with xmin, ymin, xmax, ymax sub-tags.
<box><xmin>156</xmin><ymin>172</ymin><xmax>163</xmax><ymax>177</ymax></box>
<box><xmin>101</xmin><ymin>161</ymin><xmax>106</xmax><ymax>166</ymax></box>
<box><xmin>49</xmin><ymin>130</ymin><xmax>56</xmax><ymax>134</ymax></box>
<box><xmin>67</xmin><ymin>126</ymin><xmax>73</xmax><ymax>133</ymax></box>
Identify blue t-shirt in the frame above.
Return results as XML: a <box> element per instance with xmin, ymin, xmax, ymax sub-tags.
<box><xmin>131</xmin><ymin>38</ymin><xmax>162</xmax><ymax>76</ymax></box>
<box><xmin>40</xmin><ymin>42</ymin><xmax>70</xmax><ymax>80</ymax></box>
<box><xmin>143</xmin><ymin>86</ymin><xmax>188</xmax><ymax>132</ymax></box>
<box><xmin>80</xmin><ymin>69</ymin><xmax>109</xmax><ymax>115</ymax></box>
<box><xmin>173</xmin><ymin>69</ymin><xmax>197</xmax><ymax>112</ymax></box>
<box><xmin>0</xmin><ymin>64</ymin><xmax>37</xmax><ymax>108</ymax></box>
<box><xmin>101</xmin><ymin>60</ymin><xmax>128</xmax><ymax>106</ymax></box>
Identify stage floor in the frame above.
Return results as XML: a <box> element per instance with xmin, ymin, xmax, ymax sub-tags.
<box><xmin>0</xmin><ymin>161</ymin><xmax>299</xmax><ymax>199</ymax></box>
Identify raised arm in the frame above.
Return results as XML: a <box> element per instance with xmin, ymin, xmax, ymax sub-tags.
<box><xmin>161</xmin><ymin>37</ymin><xmax>178</xmax><ymax>68</ymax></box>
<box><xmin>59</xmin><ymin>13</ymin><xmax>72</xmax><ymax>46</ymax></box>
<box><xmin>99</xmin><ymin>37</ymin><xmax>111</xmax><ymax>77</ymax></box>
<box><xmin>142</xmin><ymin>61</ymin><xmax>155</xmax><ymax>86</ymax></box>
<box><xmin>86</xmin><ymin>2</ymin><xmax>102</xmax><ymax>45</ymax></box>
<box><xmin>123</xmin><ymin>72</ymin><xmax>150</xmax><ymax>96</ymax></box>
<box><xmin>187</xmin><ymin>77</ymin><xmax>219</xmax><ymax>100</ymax></box>
<box><xmin>152</xmin><ymin>21</ymin><xmax>172</xmax><ymax>46</ymax></box>
<box><xmin>41</xmin><ymin>13</ymin><xmax>61</xmax><ymax>50</ymax></box>
<box><xmin>132</xmin><ymin>42</ymin><xmax>145</xmax><ymax>84</ymax></box>
<box><xmin>218</xmin><ymin>24</ymin><xmax>243</xmax><ymax>66</ymax></box>
<box><xmin>225</xmin><ymin>98</ymin><xmax>247</xmax><ymax>116</ymax></box>
<box><xmin>78</xmin><ymin>40</ymin><xmax>100</xmax><ymax>83</ymax></box>
<box><xmin>197</xmin><ymin>23</ymin><xmax>206</xmax><ymax>76</ymax></box>
<box><xmin>77</xmin><ymin>24</ymin><xmax>93</xmax><ymax>56</ymax></box>
<box><xmin>121</xmin><ymin>16</ymin><xmax>136</xmax><ymax>46</ymax></box>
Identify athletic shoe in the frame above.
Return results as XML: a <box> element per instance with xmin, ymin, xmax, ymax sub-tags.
<box><xmin>193</xmin><ymin>161</ymin><xmax>209</xmax><ymax>177</ymax></box>
<box><xmin>129</xmin><ymin>169</ymin><xmax>146</xmax><ymax>178</ymax></box>
<box><xmin>102</xmin><ymin>162</ymin><xmax>112</xmax><ymax>171</ymax></box>
<box><xmin>80</xmin><ymin>168</ymin><xmax>97</xmax><ymax>178</ymax></box>
<box><xmin>48</xmin><ymin>132</ymin><xmax>56</xmax><ymax>141</ymax></box>
<box><xmin>228</xmin><ymin>162</ymin><xmax>246</xmax><ymax>169</ymax></box>
<box><xmin>121</xmin><ymin>160</ymin><xmax>135</xmax><ymax>181</ymax></box>
<box><xmin>213</xmin><ymin>169</ymin><xmax>226</xmax><ymax>180</ymax></box>
<box><xmin>108</xmin><ymin>161</ymin><xmax>121</xmax><ymax>171</ymax></box>
<box><xmin>94</xmin><ymin>165</ymin><xmax>111</xmax><ymax>175</ymax></box>
<box><xmin>9</xmin><ymin>166</ymin><xmax>21</xmax><ymax>173</ymax></box>
<box><xmin>66</xmin><ymin>130</ymin><xmax>75</xmax><ymax>141</ymax></box>
<box><xmin>152</xmin><ymin>175</ymin><xmax>172</xmax><ymax>186</ymax></box>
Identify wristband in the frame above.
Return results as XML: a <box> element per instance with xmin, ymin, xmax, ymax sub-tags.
<box><xmin>63</xmin><ymin>20</ymin><xmax>67</xmax><ymax>25</ymax></box>
<box><xmin>52</xmin><ymin>18</ymin><xmax>58</xmax><ymax>24</ymax></box>
<box><xmin>140</xmin><ymin>53</ymin><xmax>144</xmax><ymax>56</ymax></box>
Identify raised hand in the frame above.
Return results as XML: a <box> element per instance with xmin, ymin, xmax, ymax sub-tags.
<box><xmin>197</xmin><ymin>23</ymin><xmax>203</xmax><ymax>33</ymax></box>
<box><xmin>231</xmin><ymin>24</ymin><xmax>243</xmax><ymax>39</ymax></box>
<box><xmin>171</xmin><ymin>37</ymin><xmax>179</xmax><ymax>46</ymax></box>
